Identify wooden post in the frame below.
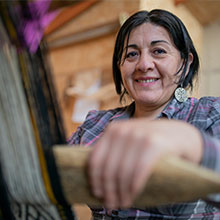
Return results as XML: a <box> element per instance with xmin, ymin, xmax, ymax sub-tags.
<box><xmin>53</xmin><ymin>146</ymin><xmax>220</xmax><ymax>207</ymax></box>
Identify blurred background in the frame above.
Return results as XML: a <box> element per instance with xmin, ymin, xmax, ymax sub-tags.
<box><xmin>43</xmin><ymin>0</ymin><xmax>220</xmax><ymax>218</ymax></box>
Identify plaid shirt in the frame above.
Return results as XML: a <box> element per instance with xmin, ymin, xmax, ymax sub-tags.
<box><xmin>68</xmin><ymin>96</ymin><xmax>220</xmax><ymax>219</ymax></box>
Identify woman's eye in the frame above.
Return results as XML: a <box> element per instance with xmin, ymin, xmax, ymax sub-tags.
<box><xmin>126</xmin><ymin>51</ymin><xmax>138</xmax><ymax>59</ymax></box>
<box><xmin>153</xmin><ymin>49</ymin><xmax>166</xmax><ymax>55</ymax></box>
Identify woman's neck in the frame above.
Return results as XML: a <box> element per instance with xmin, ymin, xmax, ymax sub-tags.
<box><xmin>133</xmin><ymin>102</ymin><xmax>168</xmax><ymax>119</ymax></box>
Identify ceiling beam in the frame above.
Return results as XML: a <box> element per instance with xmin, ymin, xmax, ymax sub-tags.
<box><xmin>48</xmin><ymin>0</ymin><xmax>79</xmax><ymax>11</ymax></box>
<box><xmin>44</xmin><ymin>0</ymin><xmax>99</xmax><ymax>36</ymax></box>
<box><xmin>176</xmin><ymin>0</ymin><xmax>220</xmax><ymax>26</ymax></box>
<box><xmin>174</xmin><ymin>0</ymin><xmax>187</xmax><ymax>5</ymax></box>
<box><xmin>47</xmin><ymin>20</ymin><xmax>120</xmax><ymax>50</ymax></box>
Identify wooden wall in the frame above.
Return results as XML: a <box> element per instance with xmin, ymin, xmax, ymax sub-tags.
<box><xmin>200</xmin><ymin>20</ymin><xmax>220</xmax><ymax>97</ymax></box>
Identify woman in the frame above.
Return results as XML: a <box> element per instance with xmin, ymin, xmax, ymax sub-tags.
<box><xmin>68</xmin><ymin>9</ymin><xmax>220</xmax><ymax>219</ymax></box>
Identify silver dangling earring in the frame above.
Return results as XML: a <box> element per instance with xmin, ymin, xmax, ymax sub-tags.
<box><xmin>174</xmin><ymin>85</ymin><xmax>188</xmax><ymax>103</ymax></box>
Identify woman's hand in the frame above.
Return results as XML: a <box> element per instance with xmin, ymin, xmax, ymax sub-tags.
<box><xmin>88</xmin><ymin>119</ymin><xmax>203</xmax><ymax>209</ymax></box>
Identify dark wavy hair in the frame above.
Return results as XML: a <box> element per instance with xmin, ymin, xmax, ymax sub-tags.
<box><xmin>112</xmin><ymin>9</ymin><xmax>199</xmax><ymax>101</ymax></box>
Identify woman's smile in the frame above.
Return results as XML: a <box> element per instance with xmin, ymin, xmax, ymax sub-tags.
<box><xmin>134</xmin><ymin>77</ymin><xmax>160</xmax><ymax>87</ymax></box>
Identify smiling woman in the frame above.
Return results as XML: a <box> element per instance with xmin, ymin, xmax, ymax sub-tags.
<box><xmin>68</xmin><ymin>9</ymin><xmax>220</xmax><ymax>220</ymax></box>
<box><xmin>119</xmin><ymin>22</ymin><xmax>188</xmax><ymax>118</ymax></box>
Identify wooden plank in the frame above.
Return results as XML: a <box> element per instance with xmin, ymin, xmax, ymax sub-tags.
<box><xmin>53</xmin><ymin>146</ymin><xmax>220</xmax><ymax>207</ymax></box>
<box><xmin>47</xmin><ymin>20</ymin><xmax>120</xmax><ymax>50</ymax></box>
<box><xmin>184</xmin><ymin>1</ymin><xmax>220</xmax><ymax>25</ymax></box>
<box><xmin>174</xmin><ymin>0</ymin><xmax>187</xmax><ymax>5</ymax></box>
<box><xmin>45</xmin><ymin>0</ymin><xmax>99</xmax><ymax>36</ymax></box>
<box><xmin>176</xmin><ymin>0</ymin><xmax>220</xmax><ymax>25</ymax></box>
<box><xmin>48</xmin><ymin>0</ymin><xmax>79</xmax><ymax>12</ymax></box>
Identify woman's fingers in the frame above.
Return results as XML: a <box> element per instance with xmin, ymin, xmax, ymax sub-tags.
<box><xmin>88</xmin><ymin>119</ymin><xmax>200</xmax><ymax>209</ymax></box>
<box><xmin>130</xmin><ymin>146</ymin><xmax>161</xmax><ymax>202</ymax></box>
<box><xmin>88</xmin><ymin>134</ymin><xmax>110</xmax><ymax>198</ymax></box>
<box><xmin>101</xmin><ymin>131</ymin><xmax>126</xmax><ymax>209</ymax></box>
<box><xmin>88</xmin><ymin>122</ymin><xmax>152</xmax><ymax>208</ymax></box>
<box><xmin>117</xmin><ymin>133</ymin><xmax>145</xmax><ymax>208</ymax></box>
<box><xmin>88</xmin><ymin>123</ymin><xmax>132</xmax><ymax>208</ymax></box>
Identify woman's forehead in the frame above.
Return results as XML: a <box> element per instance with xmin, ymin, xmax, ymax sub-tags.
<box><xmin>125</xmin><ymin>23</ymin><xmax>174</xmax><ymax>46</ymax></box>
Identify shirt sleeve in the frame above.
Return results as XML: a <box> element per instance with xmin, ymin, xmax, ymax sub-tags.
<box><xmin>67</xmin><ymin>125</ymin><xmax>83</xmax><ymax>145</ymax></box>
<box><xmin>66</xmin><ymin>110</ymin><xmax>100</xmax><ymax>145</ymax></box>
<box><xmin>200</xmin><ymin>131</ymin><xmax>220</xmax><ymax>171</ymax></box>
<box><xmin>200</xmin><ymin>98</ymin><xmax>220</xmax><ymax>171</ymax></box>
<box><xmin>199</xmin><ymin>98</ymin><xmax>220</xmax><ymax>204</ymax></box>
<box><xmin>202</xmin><ymin>131</ymin><xmax>220</xmax><ymax>204</ymax></box>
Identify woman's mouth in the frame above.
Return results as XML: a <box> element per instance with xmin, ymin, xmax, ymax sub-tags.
<box><xmin>136</xmin><ymin>78</ymin><xmax>159</xmax><ymax>83</ymax></box>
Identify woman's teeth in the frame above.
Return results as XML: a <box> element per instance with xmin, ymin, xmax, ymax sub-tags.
<box><xmin>137</xmin><ymin>79</ymin><xmax>157</xmax><ymax>83</ymax></box>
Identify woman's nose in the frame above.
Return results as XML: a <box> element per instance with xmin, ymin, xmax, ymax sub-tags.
<box><xmin>136</xmin><ymin>53</ymin><xmax>155</xmax><ymax>72</ymax></box>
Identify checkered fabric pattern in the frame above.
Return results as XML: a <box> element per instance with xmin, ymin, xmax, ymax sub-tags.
<box><xmin>68</xmin><ymin>97</ymin><xmax>220</xmax><ymax>219</ymax></box>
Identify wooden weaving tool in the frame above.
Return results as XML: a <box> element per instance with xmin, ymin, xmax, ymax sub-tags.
<box><xmin>53</xmin><ymin>146</ymin><xmax>220</xmax><ymax>207</ymax></box>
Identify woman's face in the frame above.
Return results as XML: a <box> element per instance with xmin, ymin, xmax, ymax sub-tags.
<box><xmin>120</xmin><ymin>22</ymin><xmax>183</xmax><ymax>109</ymax></box>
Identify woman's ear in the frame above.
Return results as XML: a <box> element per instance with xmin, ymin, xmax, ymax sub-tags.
<box><xmin>185</xmin><ymin>53</ymin><xmax>194</xmax><ymax>77</ymax></box>
<box><xmin>188</xmin><ymin>53</ymin><xmax>194</xmax><ymax>65</ymax></box>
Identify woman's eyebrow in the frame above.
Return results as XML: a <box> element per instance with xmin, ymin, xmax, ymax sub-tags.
<box><xmin>151</xmin><ymin>40</ymin><xmax>170</xmax><ymax>45</ymax></box>
<box><xmin>124</xmin><ymin>44</ymin><xmax>138</xmax><ymax>50</ymax></box>
<box><xmin>123</xmin><ymin>40</ymin><xmax>170</xmax><ymax>52</ymax></box>
<box><xmin>124</xmin><ymin>40</ymin><xmax>170</xmax><ymax>50</ymax></box>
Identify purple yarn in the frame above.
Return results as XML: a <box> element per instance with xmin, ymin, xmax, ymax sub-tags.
<box><xmin>16</xmin><ymin>0</ymin><xmax>58</xmax><ymax>53</ymax></box>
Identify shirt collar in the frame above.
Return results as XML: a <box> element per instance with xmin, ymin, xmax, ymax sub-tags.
<box><xmin>110</xmin><ymin>97</ymin><xmax>187</xmax><ymax>121</ymax></box>
<box><xmin>110</xmin><ymin>102</ymin><xmax>135</xmax><ymax>121</ymax></box>
<box><xmin>159</xmin><ymin>97</ymin><xmax>187</xmax><ymax>119</ymax></box>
